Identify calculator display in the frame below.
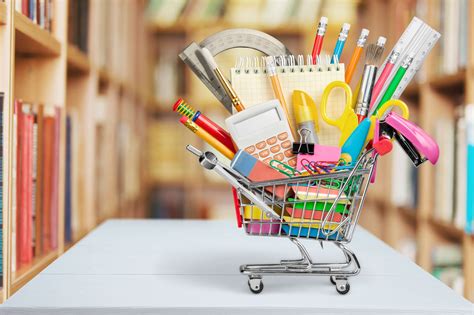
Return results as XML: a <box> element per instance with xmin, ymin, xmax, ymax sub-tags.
<box><xmin>233</xmin><ymin>108</ymin><xmax>281</xmax><ymax>136</ymax></box>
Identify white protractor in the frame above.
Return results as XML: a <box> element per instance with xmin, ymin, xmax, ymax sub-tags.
<box><xmin>179</xmin><ymin>29</ymin><xmax>292</xmax><ymax>113</ymax></box>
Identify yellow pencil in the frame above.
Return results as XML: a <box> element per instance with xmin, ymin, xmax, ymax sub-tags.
<box><xmin>180</xmin><ymin>116</ymin><xmax>235</xmax><ymax>160</ymax></box>
<box><xmin>265</xmin><ymin>56</ymin><xmax>296</xmax><ymax>137</ymax></box>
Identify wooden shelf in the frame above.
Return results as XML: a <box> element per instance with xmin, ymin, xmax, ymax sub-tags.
<box><xmin>402</xmin><ymin>82</ymin><xmax>420</xmax><ymax>99</ymax></box>
<box><xmin>0</xmin><ymin>2</ymin><xmax>6</xmax><ymax>25</ymax></box>
<box><xmin>67</xmin><ymin>43</ymin><xmax>90</xmax><ymax>74</ymax></box>
<box><xmin>429</xmin><ymin>69</ymin><xmax>466</xmax><ymax>92</ymax></box>
<box><xmin>14</xmin><ymin>11</ymin><xmax>61</xmax><ymax>56</ymax></box>
<box><xmin>429</xmin><ymin>217</ymin><xmax>465</xmax><ymax>241</ymax></box>
<box><xmin>398</xmin><ymin>206</ymin><xmax>417</xmax><ymax>224</ymax></box>
<box><xmin>11</xmin><ymin>250</ymin><xmax>58</xmax><ymax>293</ymax></box>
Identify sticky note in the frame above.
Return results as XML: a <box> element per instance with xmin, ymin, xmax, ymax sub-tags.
<box><xmin>296</xmin><ymin>144</ymin><xmax>341</xmax><ymax>171</ymax></box>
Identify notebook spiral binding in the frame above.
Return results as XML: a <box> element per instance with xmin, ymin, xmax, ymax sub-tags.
<box><xmin>234</xmin><ymin>54</ymin><xmax>341</xmax><ymax>74</ymax></box>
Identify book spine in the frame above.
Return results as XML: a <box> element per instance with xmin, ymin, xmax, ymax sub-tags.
<box><xmin>466</xmin><ymin>104</ymin><xmax>474</xmax><ymax>233</ymax></box>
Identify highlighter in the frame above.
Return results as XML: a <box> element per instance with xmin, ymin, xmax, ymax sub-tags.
<box><xmin>340</xmin><ymin>118</ymin><xmax>372</xmax><ymax>164</ymax></box>
<box><xmin>292</xmin><ymin>90</ymin><xmax>319</xmax><ymax>144</ymax></box>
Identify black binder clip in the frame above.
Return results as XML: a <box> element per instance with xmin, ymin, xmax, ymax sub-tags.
<box><xmin>292</xmin><ymin>128</ymin><xmax>315</xmax><ymax>154</ymax></box>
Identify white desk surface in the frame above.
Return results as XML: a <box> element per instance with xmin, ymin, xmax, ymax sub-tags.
<box><xmin>1</xmin><ymin>219</ymin><xmax>472</xmax><ymax>315</ymax></box>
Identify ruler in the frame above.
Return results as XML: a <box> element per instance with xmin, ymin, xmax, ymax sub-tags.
<box><xmin>179</xmin><ymin>28</ymin><xmax>291</xmax><ymax>113</ymax></box>
<box><xmin>372</xmin><ymin>17</ymin><xmax>441</xmax><ymax>111</ymax></box>
<box><xmin>391</xmin><ymin>27</ymin><xmax>440</xmax><ymax>99</ymax></box>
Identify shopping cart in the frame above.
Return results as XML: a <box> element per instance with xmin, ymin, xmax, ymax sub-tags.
<box><xmin>186</xmin><ymin>145</ymin><xmax>378</xmax><ymax>294</ymax></box>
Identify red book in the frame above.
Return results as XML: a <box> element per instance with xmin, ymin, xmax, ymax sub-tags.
<box><xmin>50</xmin><ymin>108</ymin><xmax>60</xmax><ymax>250</ymax></box>
<box><xmin>16</xmin><ymin>102</ymin><xmax>34</xmax><ymax>268</ymax></box>
<box><xmin>15</xmin><ymin>100</ymin><xmax>24</xmax><ymax>269</ymax></box>
<box><xmin>41</xmin><ymin>117</ymin><xmax>55</xmax><ymax>253</ymax></box>
<box><xmin>22</xmin><ymin>0</ymin><xmax>28</xmax><ymax>16</ymax></box>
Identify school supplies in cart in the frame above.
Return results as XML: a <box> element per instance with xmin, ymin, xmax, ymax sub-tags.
<box><xmin>230</xmin><ymin>55</ymin><xmax>346</xmax><ymax>146</ymax></box>
<box><xmin>176</xmin><ymin>16</ymin><xmax>441</xmax><ymax>295</ymax></box>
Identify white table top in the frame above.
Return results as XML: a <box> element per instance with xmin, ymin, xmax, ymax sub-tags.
<box><xmin>1</xmin><ymin>219</ymin><xmax>472</xmax><ymax>315</ymax></box>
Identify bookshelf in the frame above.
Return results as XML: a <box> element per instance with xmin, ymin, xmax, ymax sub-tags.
<box><xmin>357</xmin><ymin>0</ymin><xmax>473</xmax><ymax>302</ymax></box>
<box><xmin>0</xmin><ymin>0</ymin><xmax>149</xmax><ymax>301</ymax></box>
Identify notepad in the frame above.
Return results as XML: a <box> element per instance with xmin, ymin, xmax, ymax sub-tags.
<box><xmin>231</xmin><ymin>55</ymin><xmax>346</xmax><ymax>146</ymax></box>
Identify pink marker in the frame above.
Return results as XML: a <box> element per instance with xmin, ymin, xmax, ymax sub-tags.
<box><xmin>370</xmin><ymin>45</ymin><xmax>401</xmax><ymax>110</ymax></box>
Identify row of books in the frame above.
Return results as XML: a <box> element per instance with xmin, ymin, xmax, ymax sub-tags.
<box><xmin>412</xmin><ymin>0</ymin><xmax>469</xmax><ymax>76</ymax></box>
<box><xmin>67</xmin><ymin>0</ymin><xmax>89</xmax><ymax>53</ymax></box>
<box><xmin>433</xmin><ymin>105</ymin><xmax>474</xmax><ymax>233</ymax></box>
<box><xmin>432</xmin><ymin>244</ymin><xmax>464</xmax><ymax>295</ymax></box>
<box><xmin>11</xmin><ymin>101</ymin><xmax>61</xmax><ymax>271</ymax></box>
<box><xmin>15</xmin><ymin>0</ymin><xmax>54</xmax><ymax>32</ymax></box>
<box><xmin>145</xmin><ymin>0</ymin><xmax>323</xmax><ymax>28</ymax></box>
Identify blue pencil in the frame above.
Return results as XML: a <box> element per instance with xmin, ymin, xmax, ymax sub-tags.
<box><xmin>331</xmin><ymin>23</ymin><xmax>351</xmax><ymax>64</ymax></box>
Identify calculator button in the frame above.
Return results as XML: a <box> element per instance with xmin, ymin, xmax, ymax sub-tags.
<box><xmin>270</xmin><ymin>145</ymin><xmax>280</xmax><ymax>153</ymax></box>
<box><xmin>281</xmin><ymin>140</ymin><xmax>291</xmax><ymax>149</ymax></box>
<box><xmin>259</xmin><ymin>149</ymin><xmax>270</xmax><ymax>158</ymax></box>
<box><xmin>288</xmin><ymin>158</ymin><xmax>297</xmax><ymax>167</ymax></box>
<box><xmin>266</xmin><ymin>137</ymin><xmax>277</xmax><ymax>145</ymax></box>
<box><xmin>274</xmin><ymin>153</ymin><xmax>284</xmax><ymax>161</ymax></box>
<box><xmin>263</xmin><ymin>157</ymin><xmax>272</xmax><ymax>164</ymax></box>
<box><xmin>256</xmin><ymin>141</ymin><xmax>267</xmax><ymax>149</ymax></box>
<box><xmin>284</xmin><ymin>149</ymin><xmax>293</xmax><ymax>158</ymax></box>
<box><xmin>277</xmin><ymin>132</ymin><xmax>288</xmax><ymax>140</ymax></box>
<box><xmin>252</xmin><ymin>154</ymin><xmax>259</xmax><ymax>159</ymax></box>
<box><xmin>245</xmin><ymin>146</ymin><xmax>256</xmax><ymax>154</ymax></box>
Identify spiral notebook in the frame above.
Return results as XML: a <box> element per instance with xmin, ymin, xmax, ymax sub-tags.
<box><xmin>230</xmin><ymin>55</ymin><xmax>345</xmax><ymax>146</ymax></box>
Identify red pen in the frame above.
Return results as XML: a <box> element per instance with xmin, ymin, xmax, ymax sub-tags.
<box><xmin>173</xmin><ymin>98</ymin><xmax>236</xmax><ymax>153</ymax></box>
<box><xmin>311</xmin><ymin>16</ymin><xmax>328</xmax><ymax>64</ymax></box>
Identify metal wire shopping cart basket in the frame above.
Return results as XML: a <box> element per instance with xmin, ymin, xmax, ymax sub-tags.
<box><xmin>187</xmin><ymin>145</ymin><xmax>378</xmax><ymax>295</ymax></box>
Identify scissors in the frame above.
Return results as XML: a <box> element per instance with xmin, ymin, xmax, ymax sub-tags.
<box><xmin>320</xmin><ymin>81</ymin><xmax>358</xmax><ymax>146</ymax></box>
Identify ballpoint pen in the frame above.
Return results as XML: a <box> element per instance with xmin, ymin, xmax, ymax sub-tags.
<box><xmin>331</xmin><ymin>23</ymin><xmax>350</xmax><ymax>64</ymax></box>
<box><xmin>345</xmin><ymin>28</ymin><xmax>369</xmax><ymax>84</ymax></box>
<box><xmin>372</xmin><ymin>51</ymin><xmax>415</xmax><ymax>116</ymax></box>
<box><xmin>201</xmin><ymin>47</ymin><xmax>245</xmax><ymax>112</ymax></box>
<box><xmin>311</xmin><ymin>16</ymin><xmax>328</xmax><ymax>64</ymax></box>
<box><xmin>173</xmin><ymin>98</ymin><xmax>236</xmax><ymax>153</ymax></box>
<box><xmin>180</xmin><ymin>116</ymin><xmax>235</xmax><ymax>160</ymax></box>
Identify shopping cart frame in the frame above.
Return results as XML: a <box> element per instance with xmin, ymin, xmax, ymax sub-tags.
<box><xmin>187</xmin><ymin>145</ymin><xmax>378</xmax><ymax>294</ymax></box>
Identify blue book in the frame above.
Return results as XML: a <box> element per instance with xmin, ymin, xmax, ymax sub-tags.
<box><xmin>64</xmin><ymin>116</ymin><xmax>72</xmax><ymax>243</ymax></box>
<box><xmin>466</xmin><ymin>105</ymin><xmax>474</xmax><ymax>234</ymax></box>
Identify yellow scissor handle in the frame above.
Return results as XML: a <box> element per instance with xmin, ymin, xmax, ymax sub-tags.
<box><xmin>320</xmin><ymin>81</ymin><xmax>353</xmax><ymax>128</ymax></box>
<box><xmin>366</xmin><ymin>100</ymin><xmax>410</xmax><ymax>145</ymax></box>
<box><xmin>374</xmin><ymin>99</ymin><xmax>410</xmax><ymax>120</ymax></box>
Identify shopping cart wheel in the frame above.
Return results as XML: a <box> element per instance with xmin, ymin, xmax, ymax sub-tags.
<box><xmin>335</xmin><ymin>279</ymin><xmax>350</xmax><ymax>295</ymax></box>
<box><xmin>248</xmin><ymin>277</ymin><xmax>264</xmax><ymax>294</ymax></box>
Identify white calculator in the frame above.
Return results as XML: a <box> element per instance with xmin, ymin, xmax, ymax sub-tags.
<box><xmin>225</xmin><ymin>99</ymin><xmax>296</xmax><ymax>167</ymax></box>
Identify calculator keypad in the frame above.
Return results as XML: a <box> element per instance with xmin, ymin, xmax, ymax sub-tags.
<box><xmin>244</xmin><ymin>132</ymin><xmax>295</xmax><ymax>167</ymax></box>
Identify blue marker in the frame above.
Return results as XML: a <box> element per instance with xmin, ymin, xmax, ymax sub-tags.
<box><xmin>331</xmin><ymin>23</ymin><xmax>351</xmax><ymax>64</ymax></box>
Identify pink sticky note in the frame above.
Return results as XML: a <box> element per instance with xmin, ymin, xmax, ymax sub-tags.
<box><xmin>296</xmin><ymin>144</ymin><xmax>341</xmax><ymax>171</ymax></box>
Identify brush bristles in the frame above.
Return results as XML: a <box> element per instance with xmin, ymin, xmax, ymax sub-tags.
<box><xmin>365</xmin><ymin>43</ymin><xmax>384</xmax><ymax>65</ymax></box>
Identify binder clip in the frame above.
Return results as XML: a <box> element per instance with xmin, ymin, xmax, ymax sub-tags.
<box><xmin>380</xmin><ymin>111</ymin><xmax>439</xmax><ymax>167</ymax></box>
<box><xmin>292</xmin><ymin>128</ymin><xmax>315</xmax><ymax>154</ymax></box>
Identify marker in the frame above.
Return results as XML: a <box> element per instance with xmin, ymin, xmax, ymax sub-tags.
<box><xmin>331</xmin><ymin>23</ymin><xmax>350</xmax><ymax>64</ymax></box>
<box><xmin>311</xmin><ymin>16</ymin><xmax>328</xmax><ymax>64</ymax></box>
<box><xmin>180</xmin><ymin>116</ymin><xmax>235</xmax><ymax>160</ymax></box>
<box><xmin>201</xmin><ymin>47</ymin><xmax>245</xmax><ymax>112</ymax></box>
<box><xmin>173</xmin><ymin>98</ymin><xmax>236</xmax><ymax>153</ymax></box>
<box><xmin>345</xmin><ymin>28</ymin><xmax>369</xmax><ymax>83</ymax></box>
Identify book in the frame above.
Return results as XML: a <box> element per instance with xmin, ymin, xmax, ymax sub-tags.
<box><xmin>64</xmin><ymin>116</ymin><xmax>72</xmax><ymax>243</ymax></box>
<box><xmin>34</xmin><ymin>104</ymin><xmax>44</xmax><ymax>257</ymax></box>
<box><xmin>41</xmin><ymin>116</ymin><xmax>55</xmax><ymax>253</ymax></box>
<box><xmin>466</xmin><ymin>104</ymin><xmax>474</xmax><ymax>234</ymax></box>
<box><xmin>50</xmin><ymin>107</ymin><xmax>60</xmax><ymax>250</ymax></box>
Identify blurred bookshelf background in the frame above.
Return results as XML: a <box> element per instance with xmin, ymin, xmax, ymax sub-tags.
<box><xmin>0</xmin><ymin>0</ymin><xmax>472</xmax><ymax>303</ymax></box>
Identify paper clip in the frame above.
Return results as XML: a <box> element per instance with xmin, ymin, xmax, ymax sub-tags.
<box><xmin>269</xmin><ymin>160</ymin><xmax>301</xmax><ymax>177</ymax></box>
